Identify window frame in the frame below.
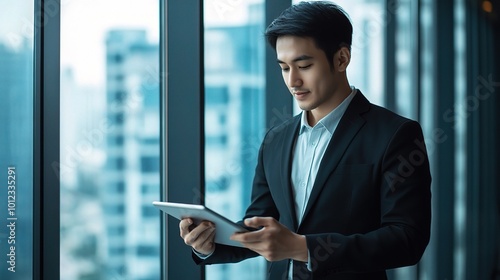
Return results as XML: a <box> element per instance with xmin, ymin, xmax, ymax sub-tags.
<box><xmin>33</xmin><ymin>0</ymin><xmax>61</xmax><ymax>279</ymax></box>
<box><xmin>162</xmin><ymin>0</ymin><xmax>205</xmax><ymax>279</ymax></box>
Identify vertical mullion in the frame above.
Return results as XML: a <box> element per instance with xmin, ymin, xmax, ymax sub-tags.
<box><xmin>465</xmin><ymin>4</ymin><xmax>479</xmax><ymax>279</ymax></box>
<box><xmin>433</xmin><ymin>0</ymin><xmax>455</xmax><ymax>279</ymax></box>
<box><xmin>413</xmin><ymin>0</ymin><xmax>421</xmax><ymax>122</ymax></box>
<box><xmin>384</xmin><ymin>0</ymin><xmax>396</xmax><ymax>111</ymax></box>
<box><xmin>160</xmin><ymin>0</ymin><xmax>167</xmax><ymax>279</ymax></box>
<box><xmin>264</xmin><ymin>0</ymin><xmax>292</xmax><ymax>276</ymax></box>
<box><xmin>33</xmin><ymin>0</ymin><xmax>60</xmax><ymax>279</ymax></box>
<box><xmin>33</xmin><ymin>0</ymin><xmax>42</xmax><ymax>277</ymax></box>
<box><xmin>166</xmin><ymin>0</ymin><xmax>205</xmax><ymax>279</ymax></box>
<box><xmin>265</xmin><ymin>0</ymin><xmax>293</xmax><ymax>130</ymax></box>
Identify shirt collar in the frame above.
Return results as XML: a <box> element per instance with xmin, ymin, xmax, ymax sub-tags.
<box><xmin>299</xmin><ymin>87</ymin><xmax>357</xmax><ymax>135</ymax></box>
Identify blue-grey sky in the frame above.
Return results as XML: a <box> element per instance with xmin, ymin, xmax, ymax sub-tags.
<box><xmin>0</xmin><ymin>0</ymin><xmax>158</xmax><ymax>86</ymax></box>
<box><xmin>61</xmin><ymin>0</ymin><xmax>158</xmax><ymax>86</ymax></box>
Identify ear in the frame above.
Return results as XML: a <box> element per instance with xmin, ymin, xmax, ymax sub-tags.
<box><xmin>333</xmin><ymin>47</ymin><xmax>351</xmax><ymax>72</ymax></box>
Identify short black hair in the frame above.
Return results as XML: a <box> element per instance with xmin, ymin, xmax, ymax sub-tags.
<box><xmin>265</xmin><ymin>1</ymin><xmax>353</xmax><ymax>65</ymax></box>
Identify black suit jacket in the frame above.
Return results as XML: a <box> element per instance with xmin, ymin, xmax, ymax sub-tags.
<box><xmin>195</xmin><ymin>91</ymin><xmax>432</xmax><ymax>280</ymax></box>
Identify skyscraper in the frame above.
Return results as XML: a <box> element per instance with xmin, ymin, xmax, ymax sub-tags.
<box><xmin>0</xmin><ymin>40</ymin><xmax>34</xmax><ymax>280</ymax></box>
<box><xmin>103</xmin><ymin>29</ymin><xmax>160</xmax><ymax>280</ymax></box>
<box><xmin>204</xmin><ymin>2</ymin><xmax>267</xmax><ymax>279</ymax></box>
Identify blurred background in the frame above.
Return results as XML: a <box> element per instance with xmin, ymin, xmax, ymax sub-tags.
<box><xmin>0</xmin><ymin>0</ymin><xmax>499</xmax><ymax>279</ymax></box>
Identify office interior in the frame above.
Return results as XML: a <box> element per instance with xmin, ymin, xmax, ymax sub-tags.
<box><xmin>0</xmin><ymin>0</ymin><xmax>499</xmax><ymax>279</ymax></box>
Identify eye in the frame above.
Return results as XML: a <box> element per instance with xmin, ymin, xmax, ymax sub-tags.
<box><xmin>281</xmin><ymin>67</ymin><xmax>290</xmax><ymax>72</ymax></box>
<box><xmin>298</xmin><ymin>64</ymin><xmax>312</xmax><ymax>69</ymax></box>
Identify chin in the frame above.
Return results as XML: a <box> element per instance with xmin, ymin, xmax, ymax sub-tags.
<box><xmin>297</xmin><ymin>103</ymin><xmax>314</xmax><ymax>112</ymax></box>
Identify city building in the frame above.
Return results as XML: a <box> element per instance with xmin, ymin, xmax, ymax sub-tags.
<box><xmin>204</xmin><ymin>2</ymin><xmax>267</xmax><ymax>279</ymax></box>
<box><xmin>102</xmin><ymin>29</ymin><xmax>160</xmax><ymax>280</ymax></box>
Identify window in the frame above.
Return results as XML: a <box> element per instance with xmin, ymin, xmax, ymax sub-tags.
<box><xmin>142</xmin><ymin>205</ymin><xmax>158</xmax><ymax>218</ymax></box>
<box><xmin>104</xmin><ymin>204</ymin><xmax>126</xmax><ymax>215</ymax></box>
<box><xmin>141</xmin><ymin>156</ymin><xmax>160</xmax><ymax>173</ymax></box>
<box><xmin>109</xmin><ymin>135</ymin><xmax>125</xmax><ymax>146</ymax></box>
<box><xmin>204</xmin><ymin>0</ymin><xmax>267</xmax><ymax>279</ymax></box>
<box><xmin>0</xmin><ymin>1</ymin><xmax>34</xmax><ymax>279</ymax></box>
<box><xmin>137</xmin><ymin>245</ymin><xmax>159</xmax><ymax>256</ymax></box>
<box><xmin>60</xmin><ymin>1</ymin><xmax>160</xmax><ymax>279</ymax></box>
<box><xmin>394</xmin><ymin>0</ymin><xmax>418</xmax><ymax>119</ymax></box>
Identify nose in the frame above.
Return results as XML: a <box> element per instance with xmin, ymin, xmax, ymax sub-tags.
<box><xmin>287</xmin><ymin>69</ymin><xmax>303</xmax><ymax>88</ymax></box>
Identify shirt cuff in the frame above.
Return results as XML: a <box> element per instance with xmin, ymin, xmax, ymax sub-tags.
<box><xmin>306</xmin><ymin>249</ymin><xmax>312</xmax><ymax>271</ymax></box>
<box><xmin>193</xmin><ymin>248</ymin><xmax>215</xmax><ymax>260</ymax></box>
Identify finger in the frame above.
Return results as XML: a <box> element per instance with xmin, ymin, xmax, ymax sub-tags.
<box><xmin>185</xmin><ymin>222</ymin><xmax>214</xmax><ymax>245</ymax></box>
<box><xmin>179</xmin><ymin>218</ymin><xmax>193</xmax><ymax>237</ymax></box>
<box><xmin>197</xmin><ymin>225</ymin><xmax>216</xmax><ymax>245</ymax></box>
<box><xmin>244</xmin><ymin>216</ymin><xmax>274</xmax><ymax>228</ymax></box>
<box><xmin>198</xmin><ymin>228</ymin><xmax>216</xmax><ymax>252</ymax></box>
<box><xmin>230</xmin><ymin>230</ymin><xmax>263</xmax><ymax>243</ymax></box>
<box><xmin>231</xmin><ymin>233</ymin><xmax>264</xmax><ymax>253</ymax></box>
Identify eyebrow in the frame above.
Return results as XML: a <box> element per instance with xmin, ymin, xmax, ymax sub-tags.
<box><xmin>277</xmin><ymin>55</ymin><xmax>313</xmax><ymax>64</ymax></box>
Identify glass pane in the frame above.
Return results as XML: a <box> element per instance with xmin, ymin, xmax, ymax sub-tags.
<box><xmin>453</xmin><ymin>0</ymin><xmax>466</xmax><ymax>279</ymax></box>
<box><xmin>204</xmin><ymin>0</ymin><xmax>266</xmax><ymax>279</ymax></box>
<box><xmin>395</xmin><ymin>0</ymin><xmax>418</xmax><ymax>119</ymax></box>
<box><xmin>60</xmin><ymin>1</ymin><xmax>160</xmax><ymax>279</ymax></box>
<box><xmin>0</xmin><ymin>0</ymin><xmax>34</xmax><ymax>279</ymax></box>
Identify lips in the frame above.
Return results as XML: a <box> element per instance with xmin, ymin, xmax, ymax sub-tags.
<box><xmin>293</xmin><ymin>90</ymin><xmax>310</xmax><ymax>100</ymax></box>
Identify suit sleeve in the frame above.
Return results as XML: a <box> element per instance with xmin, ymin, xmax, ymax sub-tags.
<box><xmin>305</xmin><ymin>120</ymin><xmax>432</xmax><ymax>276</ymax></box>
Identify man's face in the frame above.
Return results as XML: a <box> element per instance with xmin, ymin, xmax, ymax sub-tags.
<box><xmin>276</xmin><ymin>36</ymin><xmax>345</xmax><ymax>119</ymax></box>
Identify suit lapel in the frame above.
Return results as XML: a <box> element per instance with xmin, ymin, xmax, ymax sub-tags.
<box><xmin>279</xmin><ymin>115</ymin><xmax>301</xmax><ymax>231</ymax></box>
<box><xmin>298</xmin><ymin>92</ymin><xmax>370</xmax><ymax>228</ymax></box>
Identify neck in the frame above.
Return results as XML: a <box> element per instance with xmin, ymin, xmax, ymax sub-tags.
<box><xmin>307</xmin><ymin>83</ymin><xmax>352</xmax><ymax>126</ymax></box>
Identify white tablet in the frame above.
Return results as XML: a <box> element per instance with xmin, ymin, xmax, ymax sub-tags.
<box><xmin>152</xmin><ymin>201</ymin><xmax>248</xmax><ymax>248</ymax></box>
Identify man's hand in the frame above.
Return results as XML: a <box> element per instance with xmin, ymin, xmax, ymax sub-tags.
<box><xmin>179</xmin><ymin>218</ymin><xmax>216</xmax><ymax>256</ymax></box>
<box><xmin>230</xmin><ymin>217</ymin><xmax>308</xmax><ymax>262</ymax></box>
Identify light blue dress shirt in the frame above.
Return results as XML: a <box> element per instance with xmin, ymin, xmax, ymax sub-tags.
<box><xmin>292</xmin><ymin>88</ymin><xmax>357</xmax><ymax>224</ymax></box>
<box><xmin>288</xmin><ymin>88</ymin><xmax>356</xmax><ymax>278</ymax></box>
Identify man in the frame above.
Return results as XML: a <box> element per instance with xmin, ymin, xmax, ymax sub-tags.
<box><xmin>179</xmin><ymin>1</ymin><xmax>431</xmax><ymax>279</ymax></box>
